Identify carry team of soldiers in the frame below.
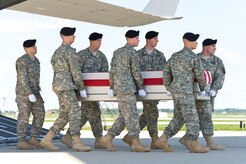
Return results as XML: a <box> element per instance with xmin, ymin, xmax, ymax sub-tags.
<box><xmin>15</xmin><ymin>27</ymin><xmax>226</xmax><ymax>153</ymax></box>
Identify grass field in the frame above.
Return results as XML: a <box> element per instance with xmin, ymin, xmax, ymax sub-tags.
<box><xmin>3</xmin><ymin>111</ymin><xmax>246</xmax><ymax>131</ymax></box>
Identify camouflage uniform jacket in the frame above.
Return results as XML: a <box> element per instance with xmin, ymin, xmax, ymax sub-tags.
<box><xmin>197</xmin><ymin>53</ymin><xmax>225</xmax><ymax>92</ymax></box>
<box><xmin>78</xmin><ymin>47</ymin><xmax>109</xmax><ymax>72</ymax></box>
<box><xmin>15</xmin><ymin>54</ymin><xmax>41</xmax><ymax>97</ymax></box>
<box><xmin>51</xmin><ymin>42</ymin><xmax>85</xmax><ymax>92</ymax></box>
<box><xmin>109</xmin><ymin>44</ymin><xmax>144</xmax><ymax>94</ymax></box>
<box><xmin>164</xmin><ymin>48</ymin><xmax>206</xmax><ymax>94</ymax></box>
<box><xmin>137</xmin><ymin>47</ymin><xmax>166</xmax><ymax>71</ymax></box>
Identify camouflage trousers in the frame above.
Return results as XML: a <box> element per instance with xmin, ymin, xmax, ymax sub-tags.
<box><xmin>196</xmin><ymin>99</ymin><xmax>214</xmax><ymax>137</ymax></box>
<box><xmin>164</xmin><ymin>93</ymin><xmax>200</xmax><ymax>140</ymax></box>
<box><xmin>50</xmin><ymin>90</ymin><xmax>81</xmax><ymax>136</ymax></box>
<box><xmin>16</xmin><ymin>94</ymin><xmax>45</xmax><ymax>141</ymax></box>
<box><xmin>67</xmin><ymin>101</ymin><xmax>103</xmax><ymax>137</ymax></box>
<box><xmin>80</xmin><ymin>101</ymin><xmax>103</xmax><ymax>137</ymax></box>
<box><xmin>108</xmin><ymin>93</ymin><xmax>140</xmax><ymax>139</ymax></box>
<box><xmin>139</xmin><ymin>101</ymin><xmax>159</xmax><ymax>137</ymax></box>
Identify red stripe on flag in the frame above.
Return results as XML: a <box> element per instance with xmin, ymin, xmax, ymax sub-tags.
<box><xmin>204</xmin><ymin>70</ymin><xmax>212</xmax><ymax>84</ymax></box>
<box><xmin>144</xmin><ymin>78</ymin><xmax>163</xmax><ymax>85</ymax></box>
<box><xmin>84</xmin><ymin>80</ymin><xmax>110</xmax><ymax>86</ymax></box>
<box><xmin>207</xmin><ymin>71</ymin><xmax>212</xmax><ymax>84</ymax></box>
<box><xmin>83</xmin><ymin>78</ymin><xmax>163</xmax><ymax>86</ymax></box>
<box><xmin>204</xmin><ymin>71</ymin><xmax>209</xmax><ymax>84</ymax></box>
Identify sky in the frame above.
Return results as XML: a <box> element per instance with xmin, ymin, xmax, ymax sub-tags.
<box><xmin>0</xmin><ymin>0</ymin><xmax>246</xmax><ymax>111</ymax></box>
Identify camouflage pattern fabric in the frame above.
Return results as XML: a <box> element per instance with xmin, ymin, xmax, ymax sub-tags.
<box><xmin>163</xmin><ymin>48</ymin><xmax>206</xmax><ymax>94</ymax></box>
<box><xmin>49</xmin><ymin>90</ymin><xmax>81</xmax><ymax>135</ymax></box>
<box><xmin>109</xmin><ymin>44</ymin><xmax>144</xmax><ymax>93</ymax></box>
<box><xmin>78</xmin><ymin>47</ymin><xmax>108</xmax><ymax>72</ymax></box>
<box><xmin>68</xmin><ymin>47</ymin><xmax>108</xmax><ymax>137</ymax></box>
<box><xmin>16</xmin><ymin>54</ymin><xmax>41</xmax><ymax>96</ymax></box>
<box><xmin>137</xmin><ymin>47</ymin><xmax>166</xmax><ymax>71</ymax></box>
<box><xmin>137</xmin><ymin>47</ymin><xmax>166</xmax><ymax>137</ymax></box>
<box><xmin>49</xmin><ymin>43</ymin><xmax>84</xmax><ymax>136</ymax></box>
<box><xmin>164</xmin><ymin>93</ymin><xmax>200</xmax><ymax>140</ymax></box>
<box><xmin>108</xmin><ymin>44</ymin><xmax>143</xmax><ymax>138</ymax></box>
<box><xmin>196</xmin><ymin>100</ymin><xmax>213</xmax><ymax>136</ymax></box>
<box><xmin>51</xmin><ymin>42</ymin><xmax>85</xmax><ymax>92</ymax></box>
<box><xmin>139</xmin><ymin>101</ymin><xmax>159</xmax><ymax>137</ymax></box>
<box><xmin>80</xmin><ymin>102</ymin><xmax>102</xmax><ymax>137</ymax></box>
<box><xmin>108</xmin><ymin>93</ymin><xmax>140</xmax><ymax>139</ymax></box>
<box><xmin>15</xmin><ymin>54</ymin><xmax>45</xmax><ymax>141</ymax></box>
<box><xmin>197</xmin><ymin>53</ymin><xmax>225</xmax><ymax>93</ymax></box>
<box><xmin>196</xmin><ymin>53</ymin><xmax>226</xmax><ymax>137</ymax></box>
<box><xmin>163</xmin><ymin>48</ymin><xmax>206</xmax><ymax>140</ymax></box>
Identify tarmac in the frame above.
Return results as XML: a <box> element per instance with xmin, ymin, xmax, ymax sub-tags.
<box><xmin>0</xmin><ymin>130</ymin><xmax>246</xmax><ymax>164</ymax></box>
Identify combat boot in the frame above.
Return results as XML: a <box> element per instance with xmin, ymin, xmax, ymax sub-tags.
<box><xmin>130</xmin><ymin>138</ymin><xmax>151</xmax><ymax>152</ymax></box>
<box><xmin>122</xmin><ymin>134</ymin><xmax>132</xmax><ymax>146</ymax></box>
<box><xmin>205</xmin><ymin>136</ymin><xmax>225</xmax><ymax>150</ymax></box>
<box><xmin>179</xmin><ymin>134</ymin><xmax>188</xmax><ymax>149</ymax></box>
<box><xmin>16</xmin><ymin>141</ymin><xmax>33</xmax><ymax>150</ymax></box>
<box><xmin>72</xmin><ymin>135</ymin><xmax>91</xmax><ymax>152</ymax></box>
<box><xmin>154</xmin><ymin>133</ymin><xmax>173</xmax><ymax>152</ymax></box>
<box><xmin>187</xmin><ymin>140</ymin><xmax>209</xmax><ymax>153</ymax></box>
<box><xmin>151</xmin><ymin>134</ymin><xmax>160</xmax><ymax>149</ymax></box>
<box><xmin>29</xmin><ymin>137</ymin><xmax>44</xmax><ymax>148</ymax></box>
<box><xmin>40</xmin><ymin>131</ymin><xmax>60</xmax><ymax>151</ymax></box>
<box><xmin>94</xmin><ymin>137</ymin><xmax>106</xmax><ymax>149</ymax></box>
<box><xmin>101</xmin><ymin>133</ymin><xmax>116</xmax><ymax>151</ymax></box>
<box><xmin>60</xmin><ymin>134</ymin><xmax>73</xmax><ymax>148</ymax></box>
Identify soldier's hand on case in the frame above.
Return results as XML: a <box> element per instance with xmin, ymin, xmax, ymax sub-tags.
<box><xmin>166</xmin><ymin>91</ymin><xmax>172</xmax><ymax>96</ymax></box>
<box><xmin>200</xmin><ymin>91</ymin><xmax>206</xmax><ymax>97</ymax></box>
<box><xmin>107</xmin><ymin>89</ymin><xmax>114</xmax><ymax>98</ymax></box>
<box><xmin>210</xmin><ymin>90</ymin><xmax>216</xmax><ymax>97</ymax></box>
<box><xmin>80</xmin><ymin>89</ymin><xmax>87</xmax><ymax>98</ymax></box>
<box><xmin>138</xmin><ymin>89</ymin><xmax>147</xmax><ymax>97</ymax></box>
<box><xmin>28</xmin><ymin>94</ymin><xmax>37</xmax><ymax>102</ymax></box>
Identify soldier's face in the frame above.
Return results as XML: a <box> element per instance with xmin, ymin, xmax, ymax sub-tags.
<box><xmin>148</xmin><ymin>37</ymin><xmax>158</xmax><ymax>47</ymax></box>
<box><xmin>206</xmin><ymin>44</ymin><xmax>216</xmax><ymax>55</ymax></box>
<box><xmin>91</xmin><ymin>39</ymin><xmax>102</xmax><ymax>50</ymax></box>
<box><xmin>69</xmin><ymin>35</ymin><xmax>75</xmax><ymax>44</ymax></box>
<box><xmin>32</xmin><ymin>45</ymin><xmax>37</xmax><ymax>55</ymax></box>
<box><xmin>26</xmin><ymin>45</ymin><xmax>37</xmax><ymax>55</ymax></box>
<box><xmin>133</xmin><ymin>36</ymin><xmax>139</xmax><ymax>47</ymax></box>
<box><xmin>191</xmin><ymin>41</ymin><xmax>198</xmax><ymax>49</ymax></box>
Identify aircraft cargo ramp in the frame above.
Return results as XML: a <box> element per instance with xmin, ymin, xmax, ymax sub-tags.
<box><xmin>0</xmin><ymin>115</ymin><xmax>62</xmax><ymax>146</ymax></box>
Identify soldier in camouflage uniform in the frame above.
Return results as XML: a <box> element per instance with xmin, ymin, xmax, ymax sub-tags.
<box><xmin>40</xmin><ymin>27</ymin><xmax>91</xmax><ymax>152</ymax></box>
<box><xmin>60</xmin><ymin>32</ymin><xmax>108</xmax><ymax>149</ymax></box>
<box><xmin>122</xmin><ymin>31</ymin><xmax>166</xmax><ymax>149</ymax></box>
<box><xmin>101</xmin><ymin>30</ymin><xmax>150</xmax><ymax>152</ymax></box>
<box><xmin>155</xmin><ymin>32</ymin><xmax>210</xmax><ymax>153</ymax></box>
<box><xmin>196</xmin><ymin>39</ymin><xmax>226</xmax><ymax>150</ymax></box>
<box><xmin>179</xmin><ymin>39</ymin><xmax>226</xmax><ymax>150</ymax></box>
<box><xmin>15</xmin><ymin>39</ymin><xmax>45</xmax><ymax>150</ymax></box>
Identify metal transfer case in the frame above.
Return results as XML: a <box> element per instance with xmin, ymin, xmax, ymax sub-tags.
<box><xmin>80</xmin><ymin>71</ymin><xmax>209</xmax><ymax>101</ymax></box>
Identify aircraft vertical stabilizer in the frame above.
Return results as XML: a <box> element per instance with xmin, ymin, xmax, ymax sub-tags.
<box><xmin>143</xmin><ymin>0</ymin><xmax>180</xmax><ymax>17</ymax></box>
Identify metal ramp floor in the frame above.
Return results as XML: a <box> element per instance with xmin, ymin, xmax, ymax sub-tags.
<box><xmin>0</xmin><ymin>115</ymin><xmax>62</xmax><ymax>146</ymax></box>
